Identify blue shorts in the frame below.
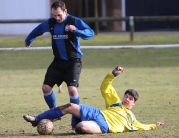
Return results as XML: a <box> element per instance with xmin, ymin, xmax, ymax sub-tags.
<box><xmin>79</xmin><ymin>104</ymin><xmax>109</xmax><ymax>133</ymax></box>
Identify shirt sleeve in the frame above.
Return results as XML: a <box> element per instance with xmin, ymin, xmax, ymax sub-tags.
<box><xmin>132</xmin><ymin>119</ymin><xmax>157</xmax><ymax>130</ymax></box>
<box><xmin>100</xmin><ymin>73</ymin><xmax>121</xmax><ymax>108</ymax></box>
<box><xmin>74</xmin><ymin>18</ymin><xmax>94</xmax><ymax>40</ymax></box>
<box><xmin>25</xmin><ymin>19</ymin><xmax>50</xmax><ymax>45</ymax></box>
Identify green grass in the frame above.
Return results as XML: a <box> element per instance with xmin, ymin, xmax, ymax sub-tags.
<box><xmin>0</xmin><ymin>48</ymin><xmax>179</xmax><ymax>138</ymax></box>
<box><xmin>1</xmin><ymin>32</ymin><xmax>179</xmax><ymax>47</ymax></box>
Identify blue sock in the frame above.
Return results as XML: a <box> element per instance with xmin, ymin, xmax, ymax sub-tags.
<box><xmin>70</xmin><ymin>95</ymin><xmax>80</xmax><ymax>104</ymax></box>
<box><xmin>44</xmin><ymin>91</ymin><xmax>57</xmax><ymax>109</ymax></box>
<box><xmin>70</xmin><ymin>95</ymin><xmax>81</xmax><ymax>126</ymax></box>
<box><xmin>36</xmin><ymin>108</ymin><xmax>63</xmax><ymax>122</ymax></box>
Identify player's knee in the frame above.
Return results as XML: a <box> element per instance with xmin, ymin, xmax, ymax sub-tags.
<box><xmin>42</xmin><ymin>84</ymin><xmax>52</xmax><ymax>94</ymax></box>
<box><xmin>67</xmin><ymin>103</ymin><xmax>73</xmax><ymax>107</ymax></box>
<box><xmin>68</xmin><ymin>86</ymin><xmax>78</xmax><ymax>96</ymax></box>
<box><xmin>75</xmin><ymin>122</ymin><xmax>88</xmax><ymax>134</ymax></box>
<box><xmin>75</xmin><ymin>126</ymin><xmax>87</xmax><ymax>134</ymax></box>
<box><xmin>58</xmin><ymin>103</ymin><xmax>73</xmax><ymax>110</ymax></box>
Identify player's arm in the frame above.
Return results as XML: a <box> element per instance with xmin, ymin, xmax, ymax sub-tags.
<box><xmin>100</xmin><ymin>65</ymin><xmax>124</xmax><ymax>108</ymax></box>
<box><xmin>132</xmin><ymin>119</ymin><xmax>164</xmax><ymax>130</ymax></box>
<box><xmin>25</xmin><ymin>20</ymin><xmax>50</xmax><ymax>47</ymax></box>
<box><xmin>68</xmin><ymin>18</ymin><xmax>94</xmax><ymax>40</ymax></box>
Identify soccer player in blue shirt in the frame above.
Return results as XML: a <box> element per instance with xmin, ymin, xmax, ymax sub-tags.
<box><xmin>23</xmin><ymin>65</ymin><xmax>164</xmax><ymax>134</ymax></box>
<box><xmin>24</xmin><ymin>0</ymin><xmax>94</xmax><ymax>128</ymax></box>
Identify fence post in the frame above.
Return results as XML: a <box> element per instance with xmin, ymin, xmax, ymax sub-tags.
<box><xmin>94</xmin><ymin>0</ymin><xmax>99</xmax><ymax>35</ymax></box>
<box><xmin>129</xmin><ymin>16</ymin><xmax>134</xmax><ymax>41</ymax></box>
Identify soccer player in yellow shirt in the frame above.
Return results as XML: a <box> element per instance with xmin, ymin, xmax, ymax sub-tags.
<box><xmin>23</xmin><ymin>65</ymin><xmax>164</xmax><ymax>134</ymax></box>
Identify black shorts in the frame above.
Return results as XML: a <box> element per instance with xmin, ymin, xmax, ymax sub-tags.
<box><xmin>43</xmin><ymin>58</ymin><xmax>82</xmax><ymax>88</ymax></box>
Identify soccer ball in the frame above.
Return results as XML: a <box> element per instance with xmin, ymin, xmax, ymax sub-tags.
<box><xmin>37</xmin><ymin>119</ymin><xmax>54</xmax><ymax>135</ymax></box>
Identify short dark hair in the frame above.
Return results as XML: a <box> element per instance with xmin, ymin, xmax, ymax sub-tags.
<box><xmin>124</xmin><ymin>89</ymin><xmax>139</xmax><ymax>101</ymax></box>
<box><xmin>51</xmin><ymin>0</ymin><xmax>66</xmax><ymax>10</ymax></box>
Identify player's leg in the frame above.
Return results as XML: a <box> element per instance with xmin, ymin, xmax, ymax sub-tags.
<box><xmin>42</xmin><ymin>84</ymin><xmax>56</xmax><ymax>109</ymax></box>
<box><xmin>75</xmin><ymin>121</ymin><xmax>102</xmax><ymax>134</ymax></box>
<box><xmin>23</xmin><ymin>103</ymin><xmax>81</xmax><ymax>127</ymax></box>
<box><xmin>65</xmin><ymin>60</ymin><xmax>82</xmax><ymax>128</ymax></box>
<box><xmin>35</xmin><ymin>103</ymin><xmax>81</xmax><ymax>120</ymax></box>
<box><xmin>76</xmin><ymin>104</ymin><xmax>109</xmax><ymax>134</ymax></box>
<box><xmin>42</xmin><ymin>59</ymin><xmax>63</xmax><ymax>109</ymax></box>
<box><xmin>66</xmin><ymin>61</ymin><xmax>81</xmax><ymax>105</ymax></box>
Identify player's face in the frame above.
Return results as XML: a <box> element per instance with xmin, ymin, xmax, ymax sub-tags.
<box><xmin>51</xmin><ymin>7</ymin><xmax>67</xmax><ymax>23</ymax></box>
<box><xmin>122</xmin><ymin>93</ymin><xmax>136</xmax><ymax>109</ymax></box>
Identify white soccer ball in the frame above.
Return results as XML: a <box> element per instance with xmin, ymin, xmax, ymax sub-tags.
<box><xmin>37</xmin><ymin>119</ymin><xmax>54</xmax><ymax>135</ymax></box>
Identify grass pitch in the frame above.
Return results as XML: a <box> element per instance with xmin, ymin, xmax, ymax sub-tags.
<box><xmin>0</xmin><ymin>48</ymin><xmax>179</xmax><ymax>138</ymax></box>
<box><xmin>1</xmin><ymin>32</ymin><xmax>179</xmax><ymax>47</ymax></box>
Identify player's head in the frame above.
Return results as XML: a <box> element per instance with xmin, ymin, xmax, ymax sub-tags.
<box><xmin>51</xmin><ymin>0</ymin><xmax>67</xmax><ymax>23</ymax></box>
<box><xmin>122</xmin><ymin>89</ymin><xmax>139</xmax><ymax>109</ymax></box>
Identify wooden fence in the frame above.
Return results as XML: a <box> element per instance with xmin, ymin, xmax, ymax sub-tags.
<box><xmin>1</xmin><ymin>16</ymin><xmax>179</xmax><ymax>41</ymax></box>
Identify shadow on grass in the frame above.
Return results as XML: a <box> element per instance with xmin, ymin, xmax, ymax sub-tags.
<box><xmin>0</xmin><ymin>132</ymin><xmax>102</xmax><ymax>137</ymax></box>
<box><xmin>0</xmin><ymin>133</ymin><xmax>38</xmax><ymax>137</ymax></box>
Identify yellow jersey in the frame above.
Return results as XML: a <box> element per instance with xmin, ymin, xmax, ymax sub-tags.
<box><xmin>100</xmin><ymin>73</ymin><xmax>156</xmax><ymax>133</ymax></box>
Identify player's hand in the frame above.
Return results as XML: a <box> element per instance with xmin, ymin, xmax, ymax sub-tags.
<box><xmin>113</xmin><ymin>65</ymin><xmax>124</xmax><ymax>76</ymax></box>
<box><xmin>68</xmin><ymin>25</ymin><xmax>76</xmax><ymax>33</ymax></box>
<box><xmin>156</xmin><ymin>121</ymin><xmax>164</xmax><ymax>127</ymax></box>
<box><xmin>25</xmin><ymin>42</ymin><xmax>30</xmax><ymax>48</ymax></box>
